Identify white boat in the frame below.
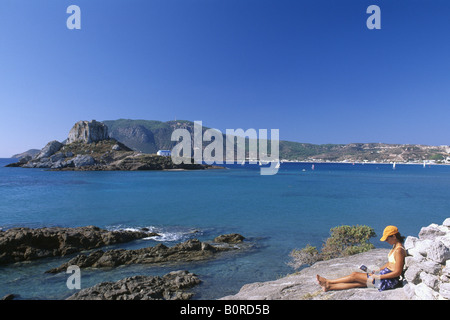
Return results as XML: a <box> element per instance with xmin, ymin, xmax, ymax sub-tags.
<box><xmin>393</xmin><ymin>162</ymin><xmax>396</xmax><ymax>169</ymax></box>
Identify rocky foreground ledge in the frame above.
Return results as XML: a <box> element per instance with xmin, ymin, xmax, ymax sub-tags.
<box><xmin>221</xmin><ymin>249</ymin><xmax>405</xmax><ymax>300</ymax></box>
<box><xmin>221</xmin><ymin>218</ymin><xmax>450</xmax><ymax>300</ymax></box>
<box><xmin>0</xmin><ymin>226</ymin><xmax>154</xmax><ymax>265</ymax></box>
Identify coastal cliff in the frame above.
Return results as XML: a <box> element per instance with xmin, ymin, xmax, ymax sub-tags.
<box><xmin>6</xmin><ymin>120</ymin><xmax>214</xmax><ymax>171</ymax></box>
<box><xmin>221</xmin><ymin>218</ymin><xmax>450</xmax><ymax>300</ymax></box>
<box><xmin>67</xmin><ymin>120</ymin><xmax>109</xmax><ymax>144</ymax></box>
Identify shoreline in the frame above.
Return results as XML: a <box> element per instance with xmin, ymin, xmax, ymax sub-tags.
<box><xmin>0</xmin><ymin>224</ymin><xmax>249</xmax><ymax>300</ymax></box>
<box><xmin>279</xmin><ymin>160</ymin><xmax>450</xmax><ymax>166</ymax></box>
<box><xmin>4</xmin><ymin>156</ymin><xmax>449</xmax><ymax>168</ymax></box>
<box><xmin>1</xmin><ymin>219</ymin><xmax>449</xmax><ymax>300</ymax></box>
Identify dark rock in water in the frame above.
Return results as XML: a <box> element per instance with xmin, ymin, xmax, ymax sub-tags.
<box><xmin>1</xmin><ymin>294</ymin><xmax>16</xmax><ymax>300</ymax></box>
<box><xmin>0</xmin><ymin>226</ymin><xmax>156</xmax><ymax>265</ymax></box>
<box><xmin>214</xmin><ymin>233</ymin><xmax>245</xmax><ymax>244</ymax></box>
<box><xmin>5</xmin><ymin>156</ymin><xmax>30</xmax><ymax>167</ymax></box>
<box><xmin>46</xmin><ymin>236</ymin><xmax>246</xmax><ymax>273</ymax></box>
<box><xmin>66</xmin><ymin>270</ymin><xmax>201</xmax><ymax>300</ymax></box>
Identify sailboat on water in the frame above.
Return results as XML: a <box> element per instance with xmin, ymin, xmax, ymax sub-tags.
<box><xmin>393</xmin><ymin>162</ymin><xmax>396</xmax><ymax>170</ymax></box>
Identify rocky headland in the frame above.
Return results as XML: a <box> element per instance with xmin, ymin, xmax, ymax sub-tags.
<box><xmin>221</xmin><ymin>218</ymin><xmax>450</xmax><ymax>300</ymax></box>
<box><xmin>0</xmin><ymin>225</ymin><xmax>155</xmax><ymax>265</ymax></box>
<box><xmin>46</xmin><ymin>233</ymin><xmax>247</xmax><ymax>273</ymax></box>
<box><xmin>6</xmin><ymin>120</ymin><xmax>216</xmax><ymax>171</ymax></box>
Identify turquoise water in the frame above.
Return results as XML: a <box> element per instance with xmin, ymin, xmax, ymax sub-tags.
<box><xmin>1</xmin><ymin>159</ymin><xmax>450</xmax><ymax>299</ymax></box>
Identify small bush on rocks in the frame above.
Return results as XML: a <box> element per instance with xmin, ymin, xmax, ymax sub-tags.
<box><xmin>288</xmin><ymin>225</ymin><xmax>376</xmax><ymax>270</ymax></box>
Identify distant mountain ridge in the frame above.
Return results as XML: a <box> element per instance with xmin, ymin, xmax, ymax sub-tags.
<box><xmin>11</xmin><ymin>149</ymin><xmax>40</xmax><ymax>159</ymax></box>
<box><xmin>103</xmin><ymin>119</ymin><xmax>450</xmax><ymax>164</ymax></box>
<box><xmin>102</xmin><ymin>119</ymin><xmax>194</xmax><ymax>154</ymax></box>
<box><xmin>10</xmin><ymin>119</ymin><xmax>450</xmax><ymax>164</ymax></box>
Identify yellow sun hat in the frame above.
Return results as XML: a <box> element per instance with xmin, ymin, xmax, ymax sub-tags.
<box><xmin>380</xmin><ymin>225</ymin><xmax>399</xmax><ymax>241</ymax></box>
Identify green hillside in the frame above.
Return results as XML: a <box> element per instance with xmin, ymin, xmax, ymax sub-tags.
<box><xmin>103</xmin><ymin>119</ymin><xmax>450</xmax><ymax>163</ymax></box>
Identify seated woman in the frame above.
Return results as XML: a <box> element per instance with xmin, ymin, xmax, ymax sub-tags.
<box><xmin>316</xmin><ymin>225</ymin><xmax>406</xmax><ymax>292</ymax></box>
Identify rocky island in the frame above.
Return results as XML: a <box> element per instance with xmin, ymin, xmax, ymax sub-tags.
<box><xmin>6</xmin><ymin>120</ymin><xmax>216</xmax><ymax>171</ymax></box>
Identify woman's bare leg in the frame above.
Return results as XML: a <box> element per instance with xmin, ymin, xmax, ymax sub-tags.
<box><xmin>316</xmin><ymin>272</ymin><xmax>368</xmax><ymax>292</ymax></box>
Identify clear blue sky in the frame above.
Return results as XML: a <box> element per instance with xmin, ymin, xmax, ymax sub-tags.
<box><xmin>1</xmin><ymin>0</ymin><xmax>450</xmax><ymax>157</ymax></box>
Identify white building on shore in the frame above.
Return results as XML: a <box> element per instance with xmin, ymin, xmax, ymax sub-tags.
<box><xmin>157</xmin><ymin>150</ymin><xmax>171</xmax><ymax>157</ymax></box>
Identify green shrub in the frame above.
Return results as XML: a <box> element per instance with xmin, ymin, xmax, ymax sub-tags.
<box><xmin>287</xmin><ymin>244</ymin><xmax>320</xmax><ymax>270</ymax></box>
<box><xmin>287</xmin><ymin>225</ymin><xmax>376</xmax><ymax>270</ymax></box>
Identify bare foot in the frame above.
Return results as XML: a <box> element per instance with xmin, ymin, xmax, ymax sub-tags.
<box><xmin>316</xmin><ymin>275</ymin><xmax>329</xmax><ymax>291</ymax></box>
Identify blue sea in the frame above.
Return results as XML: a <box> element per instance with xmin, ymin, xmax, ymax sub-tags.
<box><xmin>1</xmin><ymin>158</ymin><xmax>449</xmax><ymax>300</ymax></box>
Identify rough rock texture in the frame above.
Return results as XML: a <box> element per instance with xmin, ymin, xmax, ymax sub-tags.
<box><xmin>11</xmin><ymin>149</ymin><xmax>40</xmax><ymax>160</ymax></box>
<box><xmin>221</xmin><ymin>218</ymin><xmax>450</xmax><ymax>300</ymax></box>
<box><xmin>402</xmin><ymin>218</ymin><xmax>450</xmax><ymax>300</ymax></box>
<box><xmin>66</xmin><ymin>270</ymin><xmax>201</xmax><ymax>300</ymax></box>
<box><xmin>46</xmin><ymin>236</ymin><xmax>247</xmax><ymax>273</ymax></box>
<box><xmin>70</xmin><ymin>154</ymin><xmax>95</xmax><ymax>167</ymax></box>
<box><xmin>0</xmin><ymin>226</ymin><xmax>155</xmax><ymax>265</ymax></box>
<box><xmin>214</xmin><ymin>233</ymin><xmax>245</xmax><ymax>244</ymax></box>
<box><xmin>1</xmin><ymin>294</ymin><xmax>16</xmax><ymax>300</ymax></box>
<box><xmin>67</xmin><ymin>120</ymin><xmax>109</xmax><ymax>144</ymax></box>
<box><xmin>220</xmin><ymin>249</ymin><xmax>407</xmax><ymax>300</ymax></box>
<box><xmin>34</xmin><ymin>140</ymin><xmax>64</xmax><ymax>161</ymax></box>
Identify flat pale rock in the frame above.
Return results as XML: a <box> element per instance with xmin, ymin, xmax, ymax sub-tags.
<box><xmin>220</xmin><ymin>249</ymin><xmax>407</xmax><ymax>300</ymax></box>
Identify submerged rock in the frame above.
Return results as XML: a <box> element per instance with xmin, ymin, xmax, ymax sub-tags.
<box><xmin>0</xmin><ymin>226</ymin><xmax>156</xmax><ymax>265</ymax></box>
<box><xmin>66</xmin><ymin>270</ymin><xmax>201</xmax><ymax>300</ymax></box>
